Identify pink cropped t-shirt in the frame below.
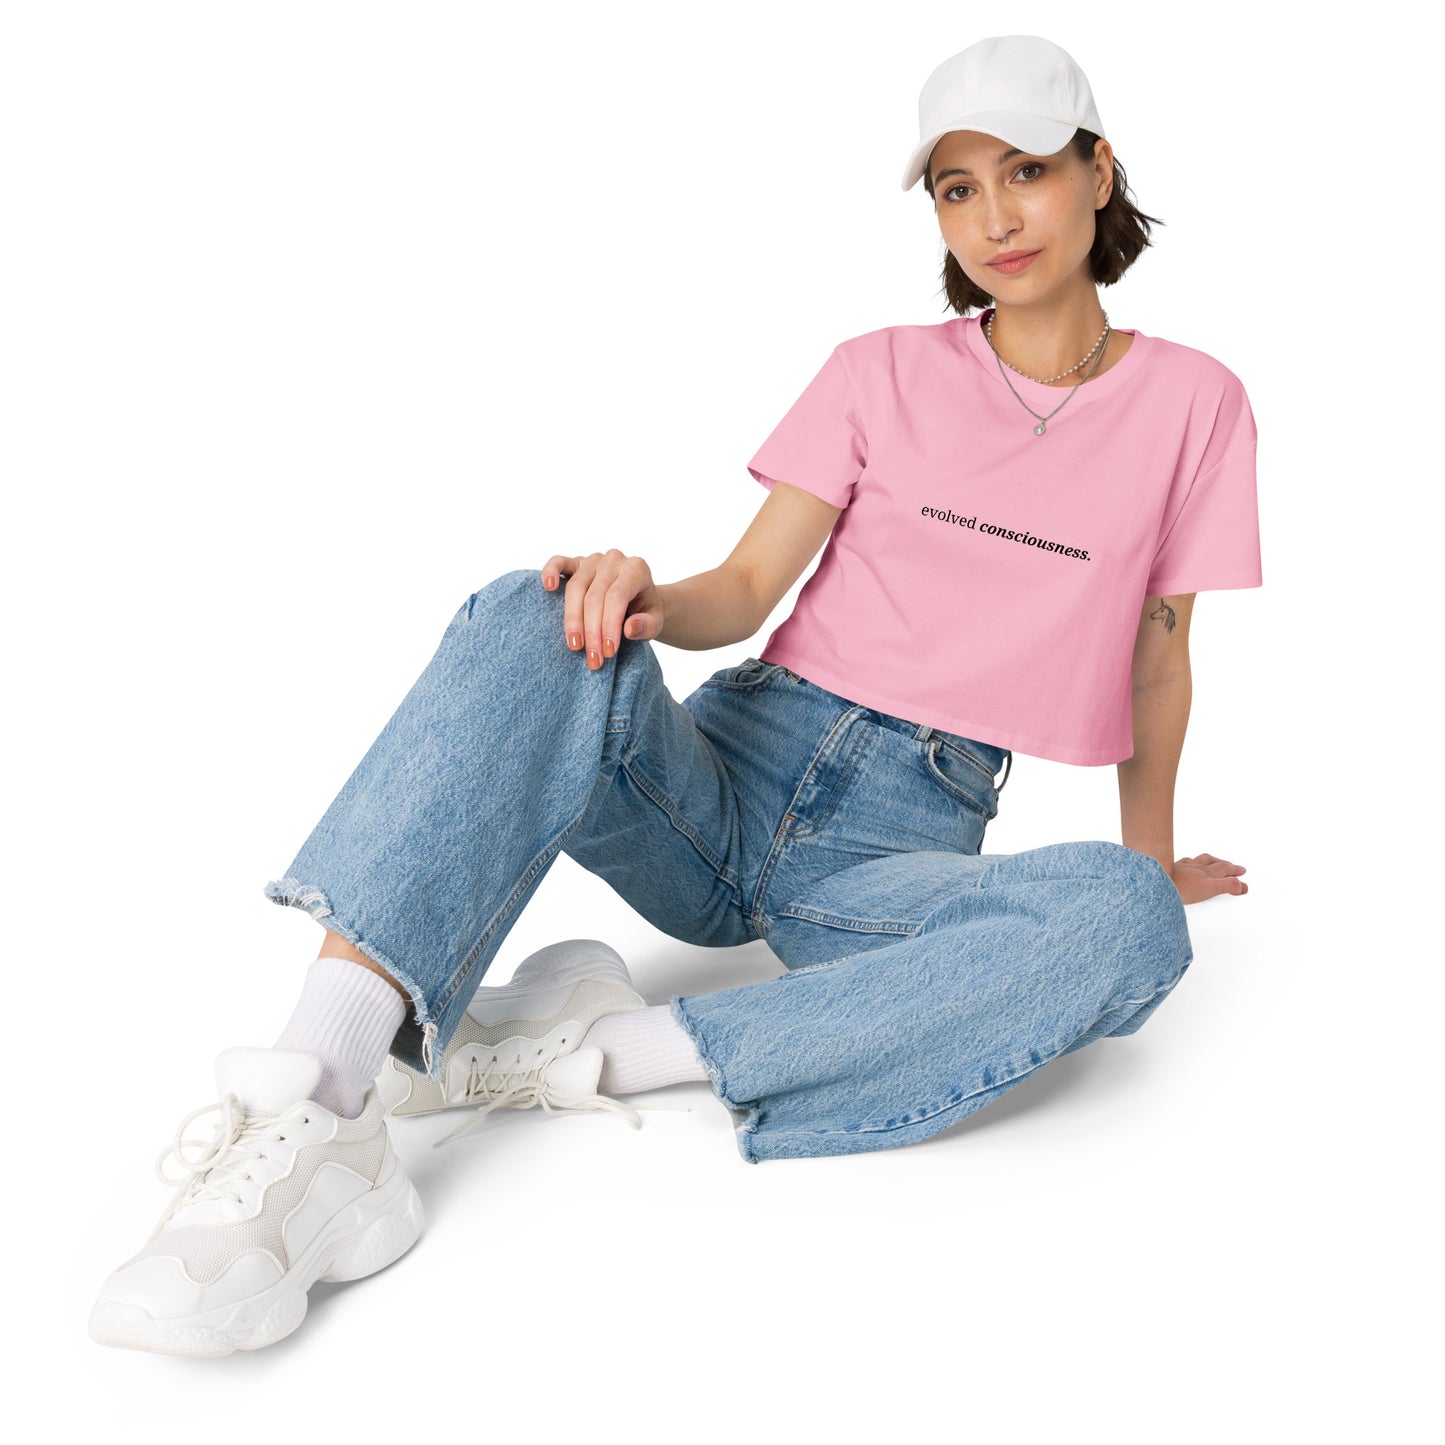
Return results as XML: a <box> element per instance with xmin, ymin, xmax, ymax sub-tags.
<box><xmin>747</xmin><ymin>308</ymin><xmax>1263</xmax><ymax>766</ymax></box>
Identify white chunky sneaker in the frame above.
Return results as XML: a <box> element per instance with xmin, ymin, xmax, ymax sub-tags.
<box><xmin>377</xmin><ymin>938</ymin><xmax>648</xmax><ymax>1139</ymax></box>
<box><xmin>90</xmin><ymin>1047</ymin><xmax>424</xmax><ymax>1357</ymax></box>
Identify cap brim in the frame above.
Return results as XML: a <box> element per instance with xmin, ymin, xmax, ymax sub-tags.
<box><xmin>900</xmin><ymin>112</ymin><xmax>1079</xmax><ymax>191</ymax></box>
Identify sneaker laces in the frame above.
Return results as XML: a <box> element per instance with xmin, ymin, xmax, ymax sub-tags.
<box><xmin>434</xmin><ymin>1047</ymin><xmax>685</xmax><ymax>1148</ymax></box>
<box><xmin>154</xmin><ymin>1095</ymin><xmax>309</xmax><ymax>1207</ymax></box>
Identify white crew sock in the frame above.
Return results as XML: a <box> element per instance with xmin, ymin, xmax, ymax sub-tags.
<box><xmin>274</xmin><ymin>955</ymin><xmax>407</xmax><ymax>1118</ymax></box>
<box><xmin>581</xmin><ymin>1004</ymin><xmax>709</xmax><ymax>1094</ymax></box>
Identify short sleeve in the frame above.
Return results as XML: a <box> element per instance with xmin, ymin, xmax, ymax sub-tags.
<box><xmin>747</xmin><ymin>346</ymin><xmax>865</xmax><ymax>510</ymax></box>
<box><xmin>1146</xmin><ymin>374</ymin><xmax>1263</xmax><ymax>595</ymax></box>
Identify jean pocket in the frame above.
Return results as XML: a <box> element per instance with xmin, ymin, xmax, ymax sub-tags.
<box><xmin>918</xmin><ymin>734</ymin><xmax>999</xmax><ymax>821</ymax></box>
<box><xmin>701</xmin><ymin>657</ymin><xmax>786</xmax><ymax>691</ymax></box>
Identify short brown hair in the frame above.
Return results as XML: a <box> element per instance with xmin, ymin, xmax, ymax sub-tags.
<box><xmin>921</xmin><ymin>130</ymin><xmax>1165</xmax><ymax>315</ymax></box>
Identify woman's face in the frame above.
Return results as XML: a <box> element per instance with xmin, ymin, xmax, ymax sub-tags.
<box><xmin>929</xmin><ymin>130</ymin><xmax>1114</xmax><ymax>302</ymax></box>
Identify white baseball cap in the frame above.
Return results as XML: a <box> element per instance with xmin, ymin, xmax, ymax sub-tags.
<box><xmin>901</xmin><ymin>35</ymin><xmax>1107</xmax><ymax>192</ymax></box>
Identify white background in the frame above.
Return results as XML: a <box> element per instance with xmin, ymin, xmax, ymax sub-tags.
<box><xmin>2</xmin><ymin>1</ymin><xmax>1435</xmax><ymax>1439</ymax></box>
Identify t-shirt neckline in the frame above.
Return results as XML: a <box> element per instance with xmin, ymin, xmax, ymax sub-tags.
<box><xmin>960</xmin><ymin>306</ymin><xmax>1151</xmax><ymax>407</ymax></box>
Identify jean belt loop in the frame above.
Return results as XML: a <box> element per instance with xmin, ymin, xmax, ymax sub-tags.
<box><xmin>916</xmin><ymin>723</ymin><xmax>935</xmax><ymax>746</ymax></box>
<box><xmin>997</xmin><ymin>749</ymin><xmax>1012</xmax><ymax>793</ymax></box>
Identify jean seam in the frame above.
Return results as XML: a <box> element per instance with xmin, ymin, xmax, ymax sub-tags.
<box><xmin>698</xmin><ymin>662</ymin><xmax>783</xmax><ymax>693</ymax></box>
<box><xmin>432</xmin><ymin>717</ymin><xmax>634</xmax><ymax>1018</ymax></box>
<box><xmin>1102</xmin><ymin>964</ymin><xmax>1190</xmax><ymax>1013</ymax></box>
<box><xmin>931</xmin><ymin>735</ymin><xmax>999</xmax><ymax>788</ymax></box>
<box><xmin>763</xmin><ymin>926</ymin><xmax>927</xmax><ymax>978</ymax></box>
<box><xmin>618</xmin><ymin>751</ymin><xmax>738</xmax><ymax>899</ymax></box>
<box><xmin>785</xmin><ymin>710</ymin><xmax>873</xmax><ymax>840</ymax></box>
<box><xmin>438</xmin><ymin>833</ymin><xmax>572</xmax><ymax>1017</ymax></box>
<box><xmin>747</xmin><ymin>705</ymin><xmax>867</xmax><ymax>929</ymax></box>
<box><xmin>772</xmin><ymin>905</ymin><xmax>922</xmax><ymax>935</ymax></box>
<box><xmin>919</xmin><ymin>738</ymin><xmax>994</xmax><ymax>821</ymax></box>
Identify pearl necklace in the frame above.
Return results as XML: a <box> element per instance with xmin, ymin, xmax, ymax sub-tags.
<box><xmin>985</xmin><ymin>307</ymin><xmax>1112</xmax><ymax>436</ymax></box>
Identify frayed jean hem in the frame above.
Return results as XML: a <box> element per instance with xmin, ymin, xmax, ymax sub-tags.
<box><xmin>262</xmin><ymin>875</ymin><xmax>442</xmax><ymax>1078</ymax></box>
<box><xmin>670</xmin><ymin>995</ymin><xmax>763</xmax><ymax>1165</ymax></box>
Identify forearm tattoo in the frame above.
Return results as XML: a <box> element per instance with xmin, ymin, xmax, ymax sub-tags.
<box><xmin>1147</xmin><ymin>597</ymin><xmax>1177</xmax><ymax>633</ymax></box>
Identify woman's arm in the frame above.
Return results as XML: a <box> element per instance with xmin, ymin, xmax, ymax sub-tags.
<box><xmin>1117</xmin><ymin>593</ymin><xmax>1195</xmax><ymax>879</ymax></box>
<box><xmin>657</xmin><ymin>481</ymin><xmax>844</xmax><ymax>651</ymax></box>
<box><xmin>1119</xmin><ymin>593</ymin><xmax>1251</xmax><ymax>902</ymax></box>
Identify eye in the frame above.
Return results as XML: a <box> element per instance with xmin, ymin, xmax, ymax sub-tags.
<box><xmin>942</xmin><ymin>163</ymin><xmax>1045</xmax><ymax>203</ymax></box>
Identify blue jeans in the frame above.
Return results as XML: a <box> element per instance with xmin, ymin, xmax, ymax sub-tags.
<box><xmin>264</xmin><ymin>568</ymin><xmax>1193</xmax><ymax>1163</ymax></box>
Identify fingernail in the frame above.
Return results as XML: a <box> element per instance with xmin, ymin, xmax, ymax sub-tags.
<box><xmin>603</xmin><ymin>638</ymin><xmax>615</xmax><ymax>657</ymax></box>
<box><xmin>568</xmin><ymin>631</ymin><xmax>581</xmax><ymax>650</ymax></box>
<box><xmin>588</xmin><ymin>648</ymin><xmax>600</xmax><ymax>667</ymax></box>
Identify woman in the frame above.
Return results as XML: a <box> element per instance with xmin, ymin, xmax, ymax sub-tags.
<box><xmin>91</xmin><ymin>34</ymin><xmax>1261</xmax><ymax>1356</ymax></box>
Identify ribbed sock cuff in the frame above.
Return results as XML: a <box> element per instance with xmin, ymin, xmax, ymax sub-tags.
<box><xmin>583</xmin><ymin>1004</ymin><xmax>709</xmax><ymax>1094</ymax></box>
<box><xmin>275</xmin><ymin>955</ymin><xmax>407</xmax><ymax>1117</ymax></box>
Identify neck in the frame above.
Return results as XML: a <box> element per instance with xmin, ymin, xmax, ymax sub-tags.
<box><xmin>986</xmin><ymin>295</ymin><xmax>1110</xmax><ymax>380</ymax></box>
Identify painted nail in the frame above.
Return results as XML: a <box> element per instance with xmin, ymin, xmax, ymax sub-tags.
<box><xmin>603</xmin><ymin>638</ymin><xmax>615</xmax><ymax>657</ymax></box>
<box><xmin>588</xmin><ymin>648</ymin><xmax>600</xmax><ymax>667</ymax></box>
<box><xmin>568</xmin><ymin>631</ymin><xmax>581</xmax><ymax>650</ymax></box>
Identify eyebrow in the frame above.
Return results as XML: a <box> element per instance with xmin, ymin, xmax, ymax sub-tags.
<box><xmin>932</xmin><ymin>147</ymin><xmax>1027</xmax><ymax>185</ymax></box>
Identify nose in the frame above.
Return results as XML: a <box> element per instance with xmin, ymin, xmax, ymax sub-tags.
<box><xmin>982</xmin><ymin>189</ymin><xmax>1023</xmax><ymax>245</ymax></box>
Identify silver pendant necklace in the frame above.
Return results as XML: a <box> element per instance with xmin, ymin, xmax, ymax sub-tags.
<box><xmin>985</xmin><ymin>307</ymin><xmax>1111</xmax><ymax>436</ymax></box>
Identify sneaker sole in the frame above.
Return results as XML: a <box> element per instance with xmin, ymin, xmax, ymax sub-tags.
<box><xmin>88</xmin><ymin>1162</ymin><xmax>424</xmax><ymax>1357</ymax></box>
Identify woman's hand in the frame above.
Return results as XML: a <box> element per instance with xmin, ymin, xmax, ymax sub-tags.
<box><xmin>540</xmin><ymin>551</ymin><xmax>666</xmax><ymax>670</ymax></box>
<box><xmin>1171</xmin><ymin>852</ymin><xmax>1249</xmax><ymax>905</ymax></box>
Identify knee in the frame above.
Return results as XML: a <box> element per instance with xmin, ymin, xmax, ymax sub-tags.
<box><xmin>461</xmin><ymin>567</ymin><xmax>541</xmax><ymax>613</ymax></box>
<box><xmin>1049</xmin><ymin>840</ymin><xmax>1188</xmax><ymax>966</ymax></box>
<box><xmin>429</xmin><ymin>569</ymin><xmax>556</xmax><ymax>666</ymax></box>
<box><xmin>1081</xmin><ymin>841</ymin><xmax>1182</xmax><ymax>915</ymax></box>
<box><xmin>1069</xmin><ymin>840</ymin><xmax>1172</xmax><ymax>890</ymax></box>
<box><xmin>456</xmin><ymin>568</ymin><xmax>554</xmax><ymax>633</ymax></box>
<box><xmin>1115</xmin><ymin>843</ymin><xmax>1181</xmax><ymax>909</ymax></box>
<box><xmin>1103</xmin><ymin>845</ymin><xmax>1192</xmax><ymax>979</ymax></box>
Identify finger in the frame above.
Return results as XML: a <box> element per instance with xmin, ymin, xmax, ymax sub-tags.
<box><xmin>1187</xmin><ymin>854</ymin><xmax>1245</xmax><ymax>874</ymax></box>
<box><xmin>583</xmin><ymin>555</ymin><xmax>621</xmax><ymax>668</ymax></box>
<box><xmin>562</xmin><ymin>557</ymin><xmax>597</xmax><ymax>653</ymax></box>
<box><xmin>602</xmin><ymin>561</ymin><xmax>647</xmax><ymax>657</ymax></box>
<box><xmin>623</xmin><ymin>607</ymin><xmax>660</xmax><ymax>641</ymax></box>
<box><xmin>540</xmin><ymin>555</ymin><xmax>575</xmax><ymax>592</ymax></box>
<box><xmin>1207</xmin><ymin>875</ymin><xmax>1249</xmax><ymax>897</ymax></box>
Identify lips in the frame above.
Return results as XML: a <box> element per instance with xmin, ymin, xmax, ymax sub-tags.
<box><xmin>986</xmin><ymin>249</ymin><xmax>1041</xmax><ymax>277</ymax></box>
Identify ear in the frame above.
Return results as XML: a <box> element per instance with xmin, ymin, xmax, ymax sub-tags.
<box><xmin>1094</xmin><ymin>139</ymin><xmax>1114</xmax><ymax>208</ymax></box>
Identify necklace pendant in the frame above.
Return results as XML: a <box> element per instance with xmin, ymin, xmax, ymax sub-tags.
<box><xmin>1033</xmin><ymin>421</ymin><xmax>1046</xmax><ymax>436</ymax></box>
